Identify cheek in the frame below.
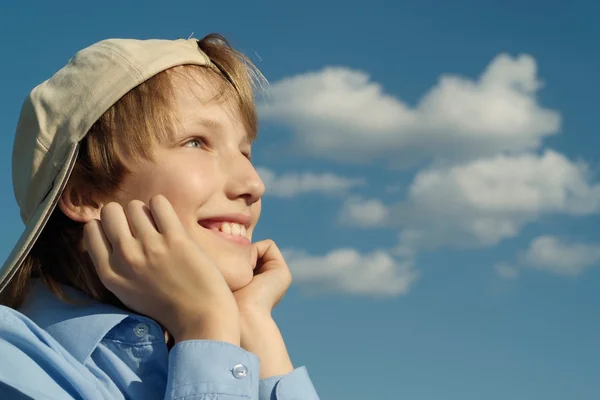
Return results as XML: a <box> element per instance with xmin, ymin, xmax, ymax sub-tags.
<box><xmin>132</xmin><ymin>166</ymin><xmax>215</xmax><ymax>216</ymax></box>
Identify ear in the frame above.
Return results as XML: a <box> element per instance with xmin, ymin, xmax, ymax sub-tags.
<box><xmin>58</xmin><ymin>181</ymin><xmax>103</xmax><ymax>223</ymax></box>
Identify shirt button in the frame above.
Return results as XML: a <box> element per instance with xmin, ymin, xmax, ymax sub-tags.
<box><xmin>232</xmin><ymin>364</ymin><xmax>248</xmax><ymax>379</ymax></box>
<box><xmin>133</xmin><ymin>323</ymin><xmax>149</xmax><ymax>338</ymax></box>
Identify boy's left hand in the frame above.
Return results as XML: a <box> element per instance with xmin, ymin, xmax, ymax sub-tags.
<box><xmin>233</xmin><ymin>239</ymin><xmax>292</xmax><ymax>315</ymax></box>
<box><xmin>232</xmin><ymin>239</ymin><xmax>295</xmax><ymax>378</ymax></box>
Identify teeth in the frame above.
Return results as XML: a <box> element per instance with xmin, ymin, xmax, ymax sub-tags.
<box><xmin>221</xmin><ymin>223</ymin><xmax>232</xmax><ymax>235</ymax></box>
<box><xmin>217</xmin><ymin>222</ymin><xmax>247</xmax><ymax>238</ymax></box>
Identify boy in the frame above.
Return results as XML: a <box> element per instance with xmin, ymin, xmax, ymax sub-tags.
<box><xmin>0</xmin><ymin>34</ymin><xmax>319</xmax><ymax>399</ymax></box>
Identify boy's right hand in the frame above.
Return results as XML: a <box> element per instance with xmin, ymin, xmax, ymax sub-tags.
<box><xmin>83</xmin><ymin>195</ymin><xmax>240</xmax><ymax>345</ymax></box>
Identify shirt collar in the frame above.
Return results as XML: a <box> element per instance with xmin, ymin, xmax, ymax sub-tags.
<box><xmin>18</xmin><ymin>280</ymin><xmax>130</xmax><ymax>364</ymax></box>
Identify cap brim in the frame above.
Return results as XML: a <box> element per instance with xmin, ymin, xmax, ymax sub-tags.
<box><xmin>0</xmin><ymin>144</ymin><xmax>79</xmax><ymax>293</ymax></box>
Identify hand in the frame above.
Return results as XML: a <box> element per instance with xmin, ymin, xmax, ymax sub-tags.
<box><xmin>233</xmin><ymin>240</ymin><xmax>294</xmax><ymax>378</ymax></box>
<box><xmin>83</xmin><ymin>195</ymin><xmax>240</xmax><ymax>345</ymax></box>
<box><xmin>233</xmin><ymin>239</ymin><xmax>292</xmax><ymax>316</ymax></box>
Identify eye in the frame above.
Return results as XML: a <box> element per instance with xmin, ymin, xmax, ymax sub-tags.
<box><xmin>243</xmin><ymin>151</ymin><xmax>252</xmax><ymax>161</ymax></box>
<box><xmin>184</xmin><ymin>137</ymin><xmax>207</xmax><ymax>149</ymax></box>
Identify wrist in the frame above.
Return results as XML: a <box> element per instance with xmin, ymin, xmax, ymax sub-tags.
<box><xmin>172</xmin><ymin>308</ymin><xmax>241</xmax><ymax>346</ymax></box>
<box><xmin>238</xmin><ymin>305</ymin><xmax>272</xmax><ymax>321</ymax></box>
<box><xmin>240</xmin><ymin>313</ymin><xmax>293</xmax><ymax>378</ymax></box>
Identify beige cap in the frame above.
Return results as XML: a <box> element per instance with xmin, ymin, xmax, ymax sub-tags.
<box><xmin>0</xmin><ymin>38</ymin><xmax>212</xmax><ymax>293</ymax></box>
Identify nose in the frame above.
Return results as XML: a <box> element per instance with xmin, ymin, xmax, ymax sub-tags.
<box><xmin>224</xmin><ymin>153</ymin><xmax>265</xmax><ymax>205</ymax></box>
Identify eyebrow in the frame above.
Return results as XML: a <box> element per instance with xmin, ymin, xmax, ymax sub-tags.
<box><xmin>185</xmin><ymin>117</ymin><xmax>252</xmax><ymax>145</ymax></box>
<box><xmin>187</xmin><ymin>117</ymin><xmax>224</xmax><ymax>131</ymax></box>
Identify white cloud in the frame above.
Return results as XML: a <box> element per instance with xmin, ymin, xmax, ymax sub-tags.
<box><xmin>260</xmin><ymin>54</ymin><xmax>560</xmax><ymax>165</ymax></box>
<box><xmin>391</xmin><ymin>150</ymin><xmax>600</xmax><ymax>251</ymax></box>
<box><xmin>260</xmin><ymin>55</ymin><xmax>600</xmax><ymax>289</ymax></box>
<box><xmin>257</xmin><ymin>167</ymin><xmax>365</xmax><ymax>197</ymax></box>
<box><xmin>494</xmin><ymin>263</ymin><xmax>520</xmax><ymax>280</ymax></box>
<box><xmin>521</xmin><ymin>235</ymin><xmax>600</xmax><ymax>277</ymax></box>
<box><xmin>284</xmin><ymin>248</ymin><xmax>417</xmax><ymax>297</ymax></box>
<box><xmin>339</xmin><ymin>197</ymin><xmax>390</xmax><ymax>227</ymax></box>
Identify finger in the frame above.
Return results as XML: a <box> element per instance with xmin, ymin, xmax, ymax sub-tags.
<box><xmin>250</xmin><ymin>244</ymin><xmax>259</xmax><ymax>271</ymax></box>
<box><xmin>83</xmin><ymin>219</ymin><xmax>113</xmax><ymax>279</ymax></box>
<box><xmin>252</xmin><ymin>239</ymin><xmax>285</xmax><ymax>272</ymax></box>
<box><xmin>100</xmin><ymin>202</ymin><xmax>135</xmax><ymax>248</ymax></box>
<box><xmin>251</xmin><ymin>240</ymin><xmax>292</xmax><ymax>298</ymax></box>
<box><xmin>126</xmin><ymin>200</ymin><xmax>158</xmax><ymax>238</ymax></box>
<box><xmin>148</xmin><ymin>195</ymin><xmax>185</xmax><ymax>235</ymax></box>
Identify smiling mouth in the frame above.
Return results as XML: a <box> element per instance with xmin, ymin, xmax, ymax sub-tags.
<box><xmin>198</xmin><ymin>220</ymin><xmax>251</xmax><ymax>246</ymax></box>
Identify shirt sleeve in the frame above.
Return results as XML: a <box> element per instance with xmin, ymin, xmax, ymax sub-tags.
<box><xmin>165</xmin><ymin>340</ymin><xmax>260</xmax><ymax>400</ymax></box>
<box><xmin>259</xmin><ymin>367</ymin><xmax>320</xmax><ymax>400</ymax></box>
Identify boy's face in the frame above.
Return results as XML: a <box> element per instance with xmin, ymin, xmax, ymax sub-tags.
<box><xmin>113</xmin><ymin>73</ymin><xmax>265</xmax><ymax>291</ymax></box>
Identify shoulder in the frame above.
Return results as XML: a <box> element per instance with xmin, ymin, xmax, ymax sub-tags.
<box><xmin>0</xmin><ymin>305</ymin><xmax>73</xmax><ymax>361</ymax></box>
<box><xmin>0</xmin><ymin>304</ymin><xmax>27</xmax><ymax>321</ymax></box>
<box><xmin>0</xmin><ymin>305</ymin><xmax>42</xmax><ymax>336</ymax></box>
<box><xmin>0</xmin><ymin>305</ymin><xmax>109</xmax><ymax>399</ymax></box>
<box><xmin>1</xmin><ymin>305</ymin><xmax>59</xmax><ymax>343</ymax></box>
<box><xmin>0</xmin><ymin>306</ymin><xmax>73</xmax><ymax>397</ymax></box>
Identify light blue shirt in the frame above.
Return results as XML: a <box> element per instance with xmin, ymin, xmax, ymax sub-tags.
<box><xmin>0</xmin><ymin>281</ymin><xmax>319</xmax><ymax>399</ymax></box>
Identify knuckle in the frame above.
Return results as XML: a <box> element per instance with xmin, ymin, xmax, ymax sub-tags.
<box><xmin>142</xmin><ymin>239</ymin><xmax>167</xmax><ymax>260</ymax></box>
<box><xmin>114</xmin><ymin>245</ymin><xmax>144</xmax><ymax>269</ymax></box>
<box><xmin>164</xmin><ymin>231</ymin><xmax>189</xmax><ymax>248</ymax></box>
<box><xmin>137</xmin><ymin>229</ymin><xmax>158</xmax><ymax>244</ymax></box>
<box><xmin>283</xmin><ymin>269</ymin><xmax>293</xmax><ymax>285</ymax></box>
<box><xmin>113</xmin><ymin>236</ymin><xmax>131</xmax><ymax>253</ymax></box>
<box><xmin>256</xmin><ymin>238</ymin><xmax>272</xmax><ymax>249</ymax></box>
<box><xmin>97</xmin><ymin>268</ymin><xmax>119</xmax><ymax>288</ymax></box>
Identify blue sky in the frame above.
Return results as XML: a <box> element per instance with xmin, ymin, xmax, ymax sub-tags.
<box><xmin>1</xmin><ymin>1</ymin><xmax>599</xmax><ymax>399</ymax></box>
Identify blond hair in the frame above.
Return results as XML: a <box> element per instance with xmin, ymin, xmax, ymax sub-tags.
<box><xmin>1</xmin><ymin>33</ymin><xmax>265</xmax><ymax>308</ymax></box>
